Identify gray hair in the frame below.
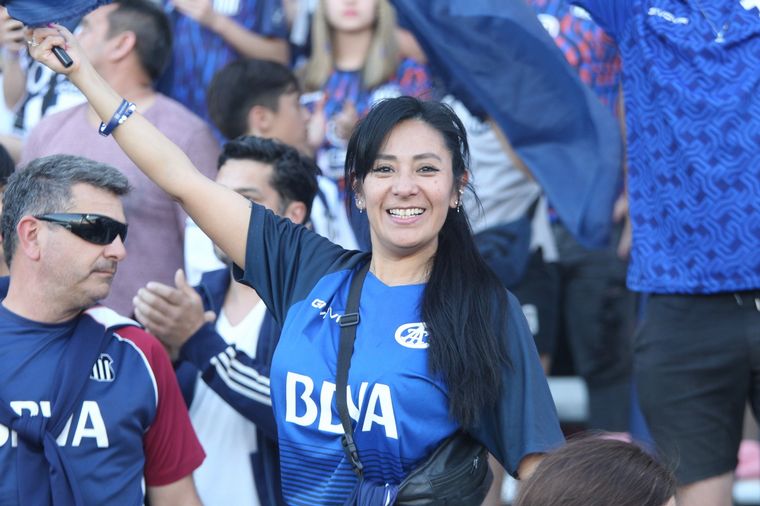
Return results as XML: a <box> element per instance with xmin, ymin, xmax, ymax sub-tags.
<box><xmin>2</xmin><ymin>154</ymin><xmax>131</xmax><ymax>266</ymax></box>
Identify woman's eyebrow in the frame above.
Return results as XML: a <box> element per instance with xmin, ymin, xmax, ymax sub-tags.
<box><xmin>376</xmin><ymin>153</ymin><xmax>443</xmax><ymax>161</ymax></box>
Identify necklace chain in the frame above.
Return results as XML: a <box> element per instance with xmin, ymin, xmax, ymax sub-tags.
<box><xmin>693</xmin><ymin>0</ymin><xmax>730</xmax><ymax>43</ymax></box>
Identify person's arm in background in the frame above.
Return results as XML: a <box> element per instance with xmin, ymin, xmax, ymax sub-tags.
<box><xmin>171</xmin><ymin>0</ymin><xmax>289</xmax><ymax>64</ymax></box>
<box><xmin>0</xmin><ymin>8</ymin><xmax>26</xmax><ymax>109</ymax></box>
<box><xmin>613</xmin><ymin>87</ymin><xmax>631</xmax><ymax>259</ymax></box>
<box><xmin>134</xmin><ymin>269</ymin><xmax>278</xmax><ymax>437</ymax></box>
<box><xmin>147</xmin><ymin>476</ymin><xmax>201</xmax><ymax>506</ymax></box>
<box><xmin>396</xmin><ymin>28</ymin><xmax>426</xmax><ymax>64</ymax></box>
<box><xmin>488</xmin><ymin>118</ymin><xmax>535</xmax><ymax>181</ymax></box>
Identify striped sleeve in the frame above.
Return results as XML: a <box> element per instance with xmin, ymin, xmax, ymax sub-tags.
<box><xmin>179</xmin><ymin>322</ymin><xmax>277</xmax><ymax>439</ymax></box>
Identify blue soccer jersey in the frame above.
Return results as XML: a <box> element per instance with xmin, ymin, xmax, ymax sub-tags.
<box><xmin>573</xmin><ymin>0</ymin><xmax>760</xmax><ymax>293</ymax></box>
<box><xmin>226</xmin><ymin>204</ymin><xmax>563</xmax><ymax>505</ymax></box>
<box><xmin>162</xmin><ymin>0</ymin><xmax>288</xmax><ymax>124</ymax></box>
<box><xmin>0</xmin><ymin>305</ymin><xmax>204</xmax><ymax>504</ymax></box>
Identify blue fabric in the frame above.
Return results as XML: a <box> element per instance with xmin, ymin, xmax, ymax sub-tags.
<box><xmin>390</xmin><ymin>0</ymin><xmax>623</xmax><ymax>249</ymax></box>
<box><xmin>160</xmin><ymin>0</ymin><xmax>287</xmax><ymax>125</ymax></box>
<box><xmin>574</xmin><ymin>0</ymin><xmax>760</xmax><ymax>293</ymax></box>
<box><xmin>234</xmin><ymin>204</ymin><xmax>563</xmax><ymax>505</ymax></box>
<box><xmin>1</xmin><ymin>0</ymin><xmax>110</xmax><ymax>27</ymax></box>
<box><xmin>0</xmin><ymin>278</ymin><xmax>127</xmax><ymax>506</ymax></box>
<box><xmin>343</xmin><ymin>479</ymin><xmax>398</xmax><ymax>506</ymax></box>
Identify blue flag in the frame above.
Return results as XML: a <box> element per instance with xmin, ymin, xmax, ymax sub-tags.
<box><xmin>1</xmin><ymin>0</ymin><xmax>111</xmax><ymax>27</ymax></box>
<box><xmin>392</xmin><ymin>0</ymin><xmax>623</xmax><ymax>248</ymax></box>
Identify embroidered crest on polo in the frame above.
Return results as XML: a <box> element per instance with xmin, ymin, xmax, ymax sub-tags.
<box><xmin>395</xmin><ymin>322</ymin><xmax>429</xmax><ymax>349</ymax></box>
<box><xmin>90</xmin><ymin>353</ymin><xmax>116</xmax><ymax>382</ymax></box>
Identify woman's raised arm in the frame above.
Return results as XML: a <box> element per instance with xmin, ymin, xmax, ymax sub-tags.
<box><xmin>28</xmin><ymin>25</ymin><xmax>250</xmax><ymax>267</ymax></box>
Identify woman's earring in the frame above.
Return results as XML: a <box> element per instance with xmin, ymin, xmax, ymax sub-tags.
<box><xmin>456</xmin><ymin>188</ymin><xmax>463</xmax><ymax>213</ymax></box>
<box><xmin>356</xmin><ymin>198</ymin><xmax>364</xmax><ymax>214</ymax></box>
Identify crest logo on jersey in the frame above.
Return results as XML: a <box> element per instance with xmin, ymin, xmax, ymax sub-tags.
<box><xmin>394</xmin><ymin>322</ymin><xmax>429</xmax><ymax>349</ymax></box>
<box><xmin>90</xmin><ymin>353</ymin><xmax>115</xmax><ymax>382</ymax></box>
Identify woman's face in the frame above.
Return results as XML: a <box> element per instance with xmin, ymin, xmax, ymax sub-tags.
<box><xmin>358</xmin><ymin>119</ymin><xmax>460</xmax><ymax>262</ymax></box>
<box><xmin>324</xmin><ymin>0</ymin><xmax>378</xmax><ymax>34</ymax></box>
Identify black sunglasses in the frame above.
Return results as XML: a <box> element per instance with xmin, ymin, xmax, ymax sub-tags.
<box><xmin>35</xmin><ymin>213</ymin><xmax>128</xmax><ymax>245</ymax></box>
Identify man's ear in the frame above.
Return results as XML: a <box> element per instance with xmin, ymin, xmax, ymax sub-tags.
<box><xmin>15</xmin><ymin>216</ymin><xmax>43</xmax><ymax>261</ymax></box>
<box><xmin>247</xmin><ymin>105</ymin><xmax>274</xmax><ymax>137</ymax></box>
<box><xmin>283</xmin><ymin>201</ymin><xmax>308</xmax><ymax>226</ymax></box>
<box><xmin>108</xmin><ymin>31</ymin><xmax>137</xmax><ymax>63</ymax></box>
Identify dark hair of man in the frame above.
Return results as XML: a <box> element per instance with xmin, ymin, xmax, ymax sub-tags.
<box><xmin>0</xmin><ymin>144</ymin><xmax>14</xmax><ymax>187</ymax></box>
<box><xmin>515</xmin><ymin>436</ymin><xmax>677</xmax><ymax>506</ymax></box>
<box><xmin>207</xmin><ymin>59</ymin><xmax>301</xmax><ymax>140</ymax></box>
<box><xmin>1</xmin><ymin>155</ymin><xmax>130</xmax><ymax>267</ymax></box>
<box><xmin>107</xmin><ymin>0</ymin><xmax>173</xmax><ymax>81</ymax></box>
<box><xmin>218</xmin><ymin>136</ymin><xmax>319</xmax><ymax>221</ymax></box>
<box><xmin>345</xmin><ymin>96</ymin><xmax>508</xmax><ymax>428</ymax></box>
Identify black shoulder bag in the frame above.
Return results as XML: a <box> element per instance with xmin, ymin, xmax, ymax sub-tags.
<box><xmin>338</xmin><ymin>261</ymin><xmax>493</xmax><ymax>506</ymax></box>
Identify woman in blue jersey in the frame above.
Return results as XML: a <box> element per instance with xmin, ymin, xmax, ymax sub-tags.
<box><xmin>29</xmin><ymin>25</ymin><xmax>563</xmax><ymax>506</ymax></box>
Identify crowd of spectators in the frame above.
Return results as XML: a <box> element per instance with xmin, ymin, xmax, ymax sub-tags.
<box><xmin>0</xmin><ymin>0</ymin><xmax>757</xmax><ymax>505</ymax></box>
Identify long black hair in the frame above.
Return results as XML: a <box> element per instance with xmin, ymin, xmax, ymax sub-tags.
<box><xmin>344</xmin><ymin>96</ymin><xmax>508</xmax><ymax>427</ymax></box>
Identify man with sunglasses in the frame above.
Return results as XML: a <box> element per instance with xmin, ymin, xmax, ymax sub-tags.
<box><xmin>0</xmin><ymin>154</ymin><xmax>205</xmax><ymax>505</ymax></box>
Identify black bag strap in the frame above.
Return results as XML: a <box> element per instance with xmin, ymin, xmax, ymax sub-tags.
<box><xmin>337</xmin><ymin>260</ymin><xmax>371</xmax><ymax>477</ymax></box>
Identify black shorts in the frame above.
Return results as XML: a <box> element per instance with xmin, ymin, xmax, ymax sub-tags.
<box><xmin>635</xmin><ymin>292</ymin><xmax>760</xmax><ymax>484</ymax></box>
<box><xmin>510</xmin><ymin>250</ymin><xmax>560</xmax><ymax>356</ymax></box>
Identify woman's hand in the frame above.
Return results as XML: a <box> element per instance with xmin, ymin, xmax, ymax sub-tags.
<box><xmin>26</xmin><ymin>24</ymin><xmax>85</xmax><ymax>75</ymax></box>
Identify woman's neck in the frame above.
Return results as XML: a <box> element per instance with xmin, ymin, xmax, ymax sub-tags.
<box><xmin>332</xmin><ymin>29</ymin><xmax>373</xmax><ymax>71</ymax></box>
<box><xmin>369</xmin><ymin>243</ymin><xmax>437</xmax><ymax>286</ymax></box>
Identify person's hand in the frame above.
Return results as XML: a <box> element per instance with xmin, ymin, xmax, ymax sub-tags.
<box><xmin>613</xmin><ymin>192</ymin><xmax>632</xmax><ymax>260</ymax></box>
<box><xmin>333</xmin><ymin>100</ymin><xmax>358</xmax><ymax>141</ymax></box>
<box><xmin>26</xmin><ymin>24</ymin><xmax>84</xmax><ymax>75</ymax></box>
<box><xmin>0</xmin><ymin>9</ymin><xmax>25</xmax><ymax>53</ymax></box>
<box><xmin>133</xmin><ymin>269</ymin><xmax>216</xmax><ymax>351</ymax></box>
<box><xmin>172</xmin><ymin>0</ymin><xmax>219</xmax><ymax>29</ymax></box>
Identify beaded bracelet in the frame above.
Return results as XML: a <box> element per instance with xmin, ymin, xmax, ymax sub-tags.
<box><xmin>99</xmin><ymin>99</ymin><xmax>137</xmax><ymax>137</ymax></box>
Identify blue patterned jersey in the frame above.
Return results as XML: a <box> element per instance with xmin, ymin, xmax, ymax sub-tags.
<box><xmin>233</xmin><ymin>204</ymin><xmax>563</xmax><ymax>505</ymax></box>
<box><xmin>162</xmin><ymin>0</ymin><xmax>288</xmax><ymax>124</ymax></box>
<box><xmin>573</xmin><ymin>0</ymin><xmax>760</xmax><ymax>293</ymax></box>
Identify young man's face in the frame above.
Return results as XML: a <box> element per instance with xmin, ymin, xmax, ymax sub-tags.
<box><xmin>266</xmin><ymin>91</ymin><xmax>312</xmax><ymax>156</ymax></box>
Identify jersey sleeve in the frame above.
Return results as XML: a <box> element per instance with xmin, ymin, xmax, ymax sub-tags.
<box><xmin>121</xmin><ymin>327</ymin><xmax>206</xmax><ymax>486</ymax></box>
<box><xmin>179</xmin><ymin>322</ymin><xmax>278</xmax><ymax>439</ymax></box>
<box><xmin>396</xmin><ymin>59</ymin><xmax>434</xmax><ymax>100</ymax></box>
<box><xmin>570</xmin><ymin>0</ymin><xmax>635</xmax><ymax>38</ymax></box>
<box><xmin>472</xmin><ymin>292</ymin><xmax>564</xmax><ymax>478</ymax></box>
<box><xmin>233</xmin><ymin>203</ymin><xmax>357</xmax><ymax>324</ymax></box>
